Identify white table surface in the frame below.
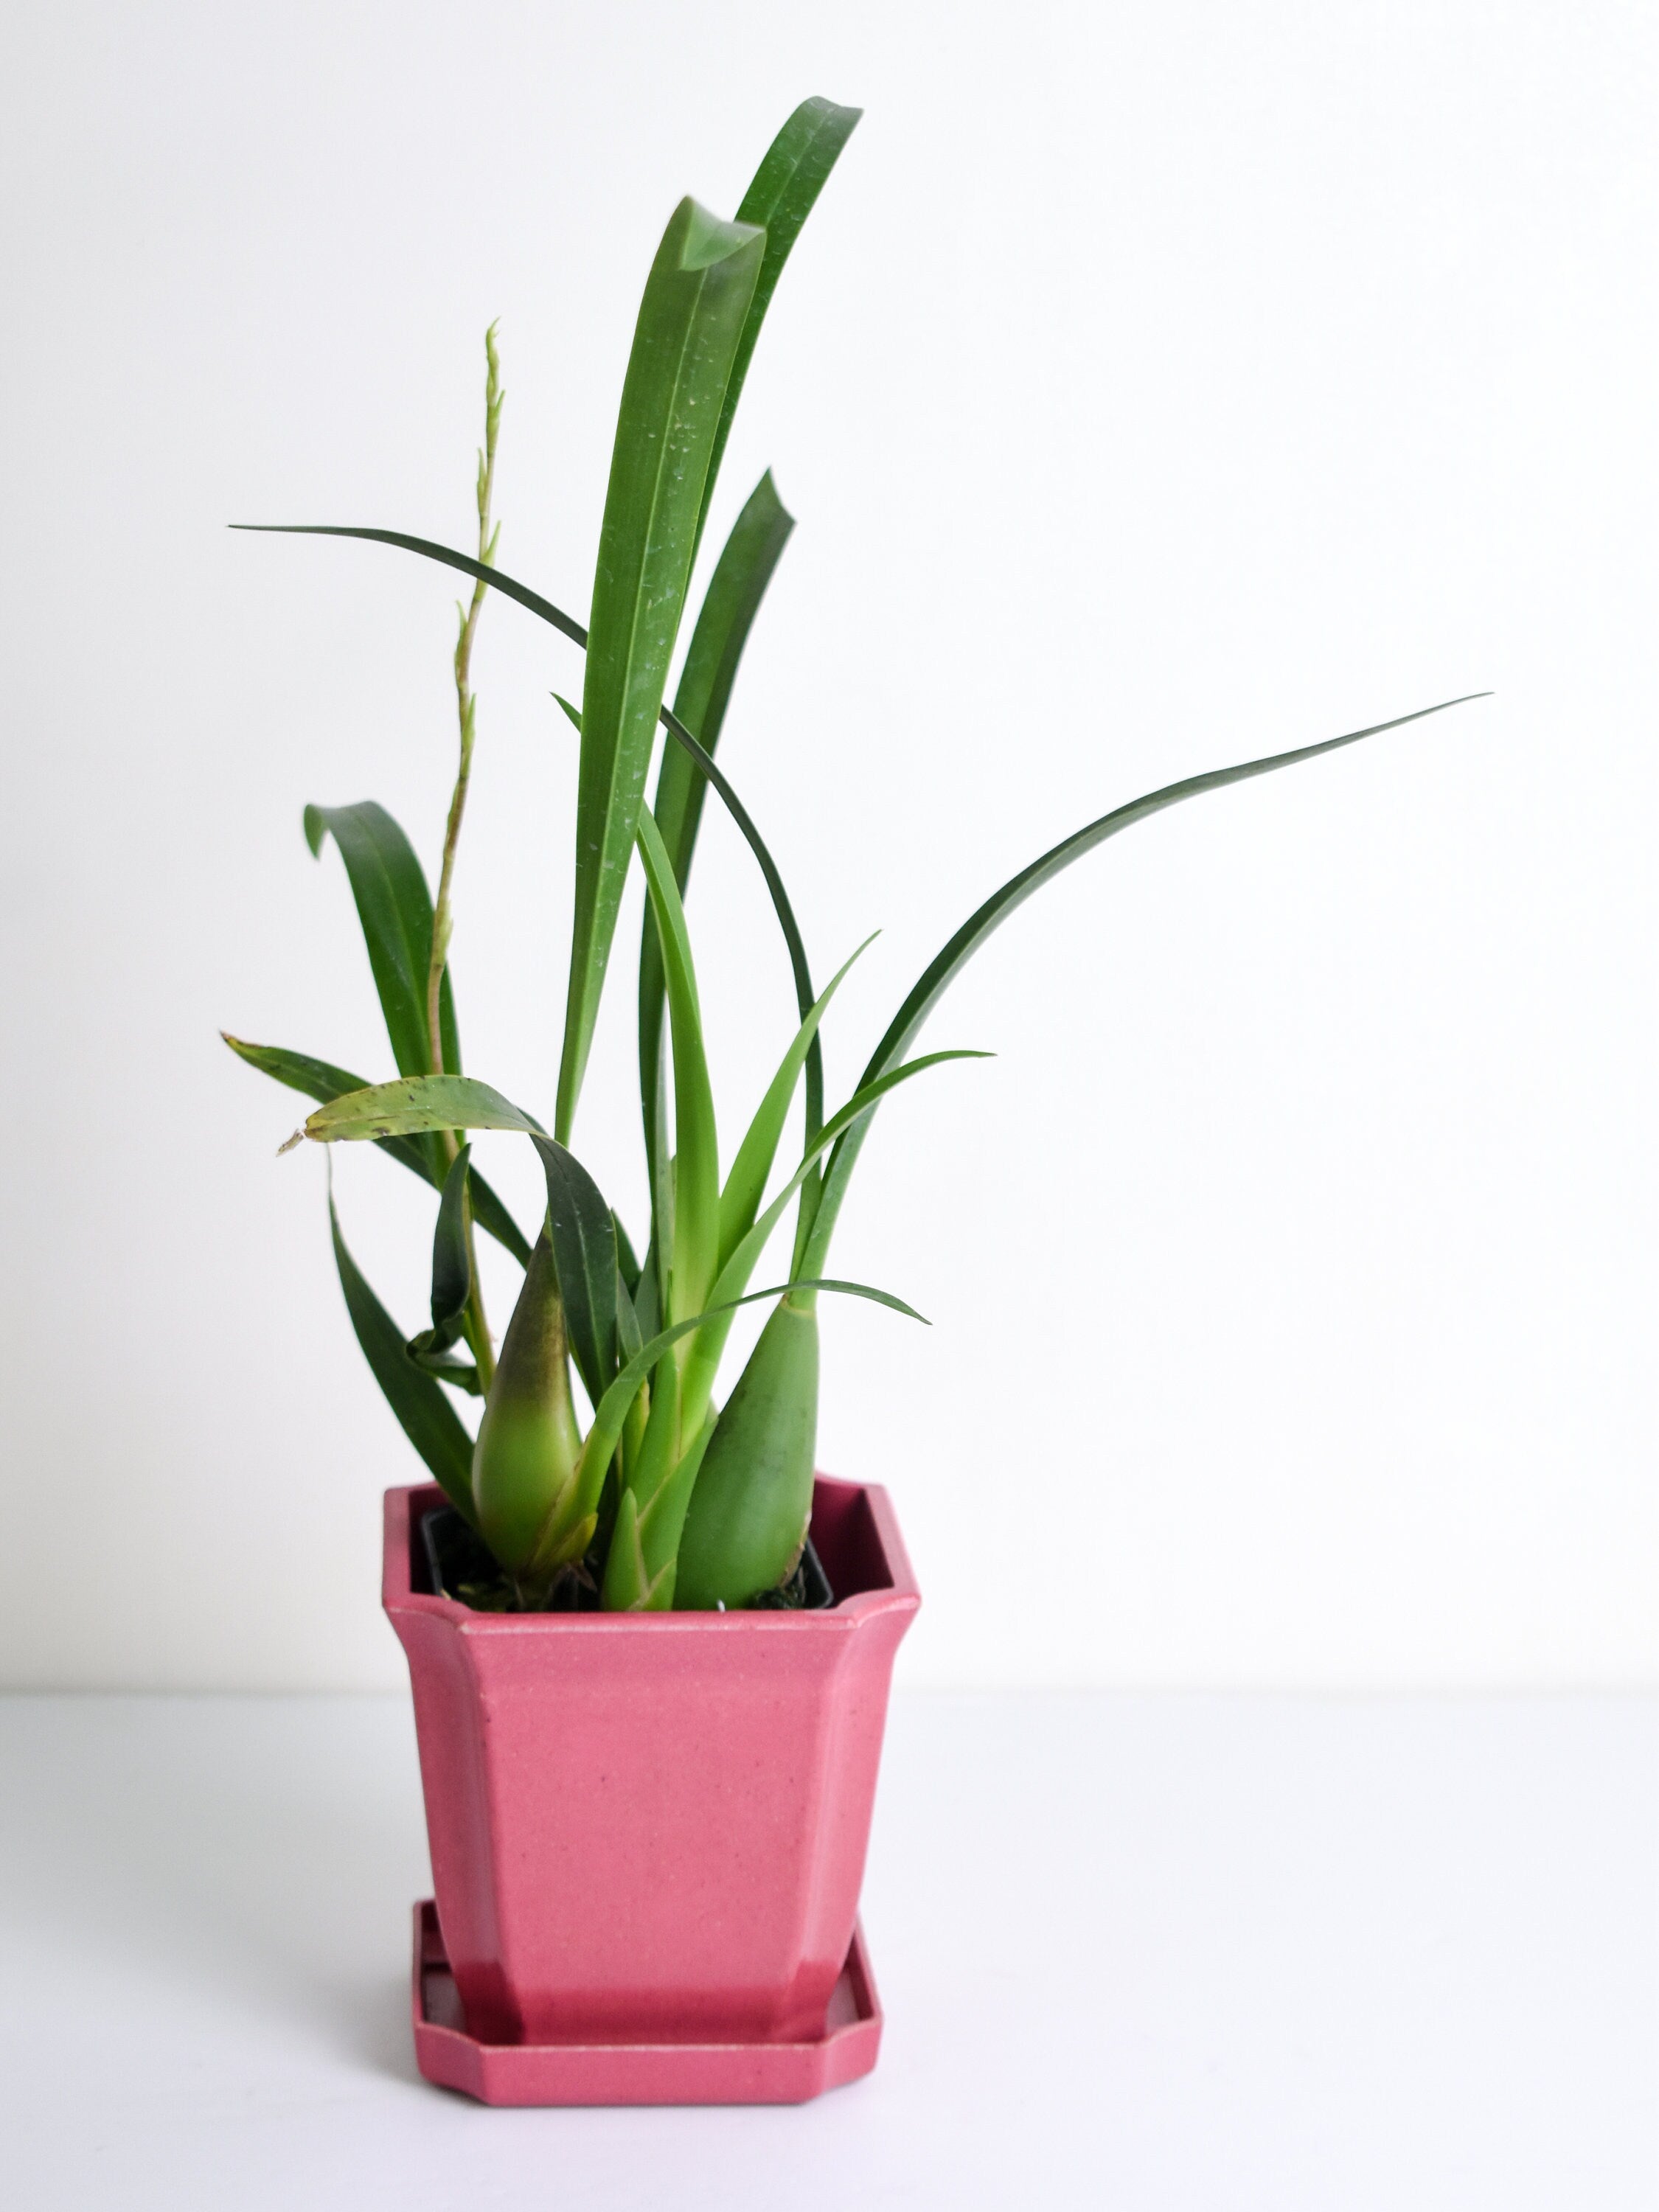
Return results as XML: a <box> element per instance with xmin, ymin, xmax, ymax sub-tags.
<box><xmin>1</xmin><ymin>1690</ymin><xmax>1652</xmax><ymax>2210</ymax></box>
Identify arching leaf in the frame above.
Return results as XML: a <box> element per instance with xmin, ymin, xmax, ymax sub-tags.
<box><xmin>295</xmin><ymin>1074</ymin><xmax>543</xmax><ymax>1147</ymax></box>
<box><xmin>329</xmin><ymin>1194</ymin><xmax>475</xmax><ymax>1520</ymax></box>
<box><xmin>801</xmin><ymin>694</ymin><xmax>1492</xmax><ymax>1274</ymax></box>
<box><xmin>222</xmin><ymin>1033</ymin><xmax>531</xmax><ymax>1262</ymax></box>
<box><xmin>531</xmin><ymin>1136</ymin><xmax>622</xmax><ymax>1413</ymax></box>
<box><xmin>303</xmin><ymin>801</ymin><xmax>459</xmax><ymax>1084</ymax></box>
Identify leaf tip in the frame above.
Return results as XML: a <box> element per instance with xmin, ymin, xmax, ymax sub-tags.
<box><xmin>678</xmin><ymin>198</ymin><xmax>765</xmax><ymax>274</ymax></box>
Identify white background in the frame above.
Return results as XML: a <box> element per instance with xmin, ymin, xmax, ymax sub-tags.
<box><xmin>7</xmin><ymin>1693</ymin><xmax>1652</xmax><ymax>2208</ymax></box>
<box><xmin>0</xmin><ymin>0</ymin><xmax>1652</xmax><ymax>1692</ymax></box>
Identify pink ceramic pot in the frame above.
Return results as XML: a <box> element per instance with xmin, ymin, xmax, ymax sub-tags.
<box><xmin>383</xmin><ymin>1474</ymin><xmax>919</xmax><ymax>2048</ymax></box>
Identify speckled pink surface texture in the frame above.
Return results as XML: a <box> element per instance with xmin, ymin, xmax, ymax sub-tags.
<box><xmin>384</xmin><ymin>1475</ymin><xmax>919</xmax><ymax>2067</ymax></box>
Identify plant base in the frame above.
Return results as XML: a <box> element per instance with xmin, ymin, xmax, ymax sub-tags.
<box><xmin>410</xmin><ymin>1902</ymin><xmax>883</xmax><ymax>2105</ymax></box>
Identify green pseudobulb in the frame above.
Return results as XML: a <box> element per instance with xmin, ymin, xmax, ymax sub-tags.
<box><xmin>470</xmin><ymin>1232</ymin><xmax>582</xmax><ymax>1575</ymax></box>
<box><xmin>674</xmin><ymin>1295</ymin><xmax>818</xmax><ymax>1610</ymax></box>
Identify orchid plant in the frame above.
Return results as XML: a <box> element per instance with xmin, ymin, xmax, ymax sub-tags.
<box><xmin>226</xmin><ymin>96</ymin><xmax>1481</xmax><ymax>1612</ymax></box>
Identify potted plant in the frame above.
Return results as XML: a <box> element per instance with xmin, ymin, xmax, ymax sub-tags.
<box><xmin>226</xmin><ymin>96</ymin><xmax>1482</xmax><ymax>2106</ymax></box>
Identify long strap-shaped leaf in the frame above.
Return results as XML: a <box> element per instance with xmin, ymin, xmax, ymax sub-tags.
<box><xmin>654</xmin><ymin>473</ymin><xmax>795</xmax><ymax>891</ymax></box>
<box><xmin>718</xmin><ymin>932</ymin><xmax>874</xmax><ymax>1269</ymax></box>
<box><xmin>558</xmin><ymin>199</ymin><xmax>764</xmax><ymax>1145</ymax></box>
<box><xmin>641</xmin><ymin>470</ymin><xmax>798</xmax><ymax>1211</ymax></box>
<box><xmin>329</xmin><ymin>1192</ymin><xmax>476</xmax><ymax>1520</ymax></box>
<box><xmin>531</xmin><ymin>1135</ymin><xmax>620</xmax><ymax>1414</ymax></box>
<box><xmin>304</xmin><ymin>802</ymin><xmax>459</xmax><ymax>1079</ymax></box>
<box><xmin>800</xmin><ymin>693</ymin><xmax>1491</xmax><ymax>1276</ymax></box>
<box><xmin>678</xmin><ymin>1047</ymin><xmax>988</xmax><ymax>1436</ymax></box>
<box><xmin>698</xmin><ymin>97</ymin><xmax>861</xmax><ymax>555</ymax></box>
<box><xmin>222</xmin><ymin>1033</ymin><xmax>532</xmax><ymax>1263</ymax></box>
<box><xmin>227</xmin><ymin>530</ymin><xmax>823</xmax><ymax>1099</ymax></box>
<box><xmin>635</xmin><ymin>807</ymin><xmax>720</xmax><ymax>1324</ymax></box>
<box><xmin>611</xmin><ymin>94</ymin><xmax>858</xmax><ymax>1224</ymax></box>
<box><xmin>302</xmin><ymin>800</ymin><xmax>460</xmax><ymax>1186</ymax></box>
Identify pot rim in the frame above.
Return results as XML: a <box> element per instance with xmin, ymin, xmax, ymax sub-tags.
<box><xmin>383</xmin><ymin>1475</ymin><xmax>919</xmax><ymax>1635</ymax></box>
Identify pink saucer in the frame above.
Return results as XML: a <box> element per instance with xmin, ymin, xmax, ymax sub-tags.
<box><xmin>410</xmin><ymin>1902</ymin><xmax>884</xmax><ymax>2106</ymax></box>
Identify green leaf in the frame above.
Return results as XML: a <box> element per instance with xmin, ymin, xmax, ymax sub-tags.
<box><xmin>652</xmin><ymin>700</ymin><xmax>823</xmax><ymax>1133</ymax></box>
<box><xmin>230</xmin><ymin>531</ymin><xmax>825</xmax><ymax>1149</ymax></box>
<box><xmin>678</xmin><ymin>1048</ymin><xmax>979</xmax><ymax>1433</ymax></box>
<box><xmin>473</xmin><ymin>1231</ymin><xmax>583</xmax><ymax>1575</ymax></box>
<box><xmin>233</xmin><ymin>523</ymin><xmax>589</xmax><ymax>644</ymax></box>
<box><xmin>699</xmin><ymin>98</ymin><xmax>862</xmax><ymax>549</ymax></box>
<box><xmin>601</xmin><ymin>1407</ymin><xmax>717</xmax><ymax>1613</ymax></box>
<box><xmin>328</xmin><ymin>1192</ymin><xmax>475</xmax><ymax>1520</ymax></box>
<box><xmin>302</xmin><ymin>802</ymin><xmax>459</xmax><ymax>1086</ymax></box>
<box><xmin>635</xmin><ymin>807</ymin><xmax>721</xmax><ymax>1324</ymax></box>
<box><xmin>405</xmin><ymin>1143</ymin><xmax>473</xmax><ymax>1366</ymax></box>
<box><xmin>660</xmin><ymin>476</ymin><xmax>796</xmax><ymax>880</ymax></box>
<box><xmin>613</xmin><ymin>1211</ymin><xmax>643</xmax><ymax>1300</ymax></box>
<box><xmin>599</xmin><ymin>1485</ymin><xmax>653</xmax><ymax>1611</ymax></box>
<box><xmin>801</xmin><ymin>693</ymin><xmax>1492</xmax><ymax>1276</ymax></box>
<box><xmin>531</xmin><ymin>1135</ymin><xmax>621</xmax><ymax>1413</ymax></box>
<box><xmin>632</xmin><ymin>1225</ymin><xmax>663</xmax><ymax>1340</ymax></box>
<box><xmin>571</xmin><ymin>1271</ymin><xmax>925</xmax><ymax>1545</ymax></box>
<box><xmin>716</xmin><ymin>1052</ymin><xmax>980</xmax><ymax>1304</ymax></box>
<box><xmin>408</xmin><ymin>1349</ymin><xmax>484</xmax><ymax>1397</ymax></box>
<box><xmin>431</xmin><ymin>1144</ymin><xmax>473</xmax><ymax>1334</ymax></box>
<box><xmin>673</xmin><ymin>1295</ymin><xmax>818</xmax><ymax>1611</ymax></box>
<box><xmin>221</xmin><ymin>1032</ymin><xmax>532</xmax><ymax>1264</ymax></box>
<box><xmin>641</xmin><ymin>471</ymin><xmax>799</xmax><ymax>1208</ymax></box>
<box><xmin>226</xmin><ymin>1033</ymin><xmax>436</xmax><ymax>1179</ymax></box>
<box><xmin>556</xmin><ymin>198</ymin><xmax>765</xmax><ymax>1145</ymax></box>
<box><xmin>462</xmin><ymin>1174</ymin><xmax>532</xmax><ymax>1269</ymax></box>
<box><xmin>297</xmin><ymin>1074</ymin><xmax>543</xmax><ymax>1146</ymax></box>
<box><xmin>615</xmin><ymin>1264</ymin><xmax>643</xmax><ymax>1362</ymax></box>
<box><xmin>718</xmin><ymin>932</ymin><xmax>874</xmax><ymax>1269</ymax></box>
